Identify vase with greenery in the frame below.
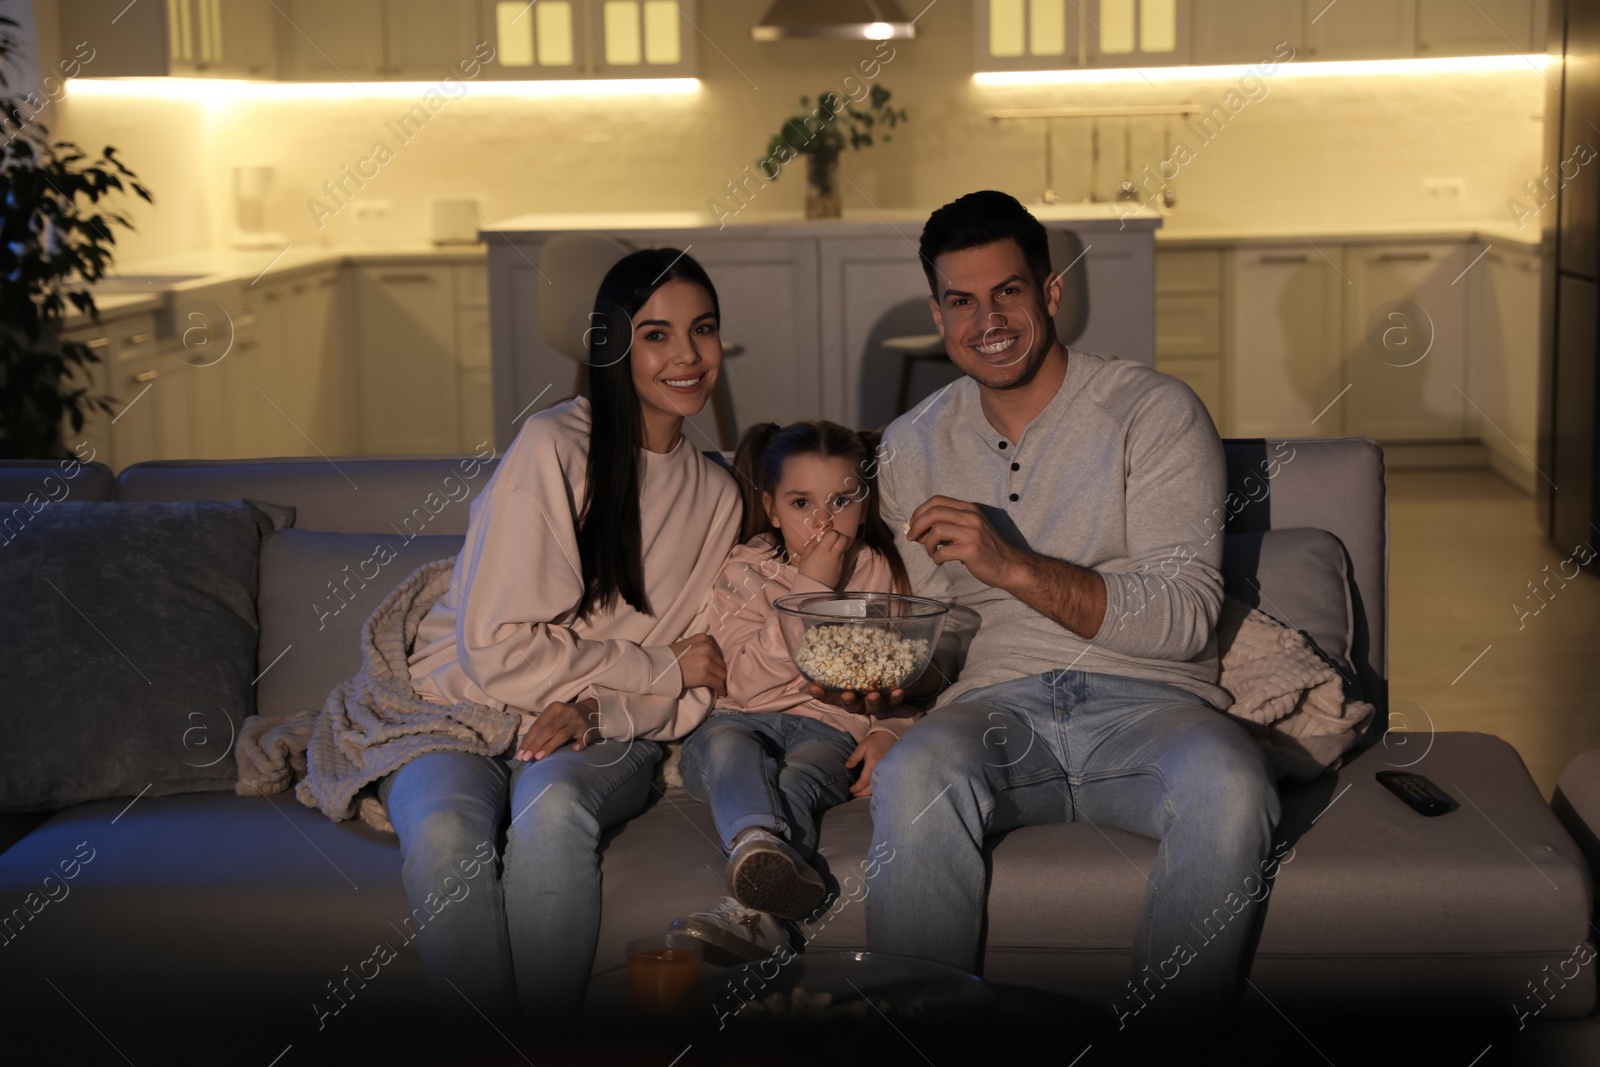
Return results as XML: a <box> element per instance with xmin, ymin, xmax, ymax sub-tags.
<box><xmin>0</xmin><ymin>15</ymin><xmax>150</xmax><ymax>460</ymax></box>
<box><xmin>762</xmin><ymin>85</ymin><xmax>907</xmax><ymax>220</ymax></box>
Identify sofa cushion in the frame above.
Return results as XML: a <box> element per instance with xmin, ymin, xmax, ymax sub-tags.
<box><xmin>257</xmin><ymin>529</ymin><xmax>465</xmax><ymax>718</ymax></box>
<box><xmin>0</xmin><ymin>498</ymin><xmax>292</xmax><ymax>812</ymax></box>
<box><xmin>1221</xmin><ymin>526</ymin><xmax>1357</xmax><ymax>697</ymax></box>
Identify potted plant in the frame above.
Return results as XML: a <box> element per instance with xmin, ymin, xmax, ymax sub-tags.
<box><xmin>762</xmin><ymin>85</ymin><xmax>907</xmax><ymax>219</ymax></box>
<box><xmin>0</xmin><ymin>15</ymin><xmax>151</xmax><ymax>460</ymax></box>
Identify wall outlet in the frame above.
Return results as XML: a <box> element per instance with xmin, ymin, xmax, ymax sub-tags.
<box><xmin>1422</xmin><ymin>178</ymin><xmax>1465</xmax><ymax>202</ymax></box>
<box><xmin>353</xmin><ymin>199</ymin><xmax>391</xmax><ymax>223</ymax></box>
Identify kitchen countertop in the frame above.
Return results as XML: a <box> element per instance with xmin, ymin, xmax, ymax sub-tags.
<box><xmin>1156</xmin><ymin>219</ymin><xmax>1540</xmax><ymax>252</ymax></box>
<box><xmin>482</xmin><ymin>204</ymin><xmax>1165</xmax><ymax>240</ymax></box>
<box><xmin>95</xmin><ymin>242</ymin><xmax>487</xmax><ymax>294</ymax></box>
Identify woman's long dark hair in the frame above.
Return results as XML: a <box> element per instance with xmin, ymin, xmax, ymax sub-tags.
<box><xmin>731</xmin><ymin>420</ymin><xmax>910</xmax><ymax>594</ymax></box>
<box><xmin>574</xmin><ymin>247</ymin><xmax>721</xmax><ymax>621</ymax></box>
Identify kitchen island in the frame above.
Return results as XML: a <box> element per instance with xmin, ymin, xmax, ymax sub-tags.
<box><xmin>481</xmin><ymin>207</ymin><xmax>1162</xmax><ymax>449</ymax></box>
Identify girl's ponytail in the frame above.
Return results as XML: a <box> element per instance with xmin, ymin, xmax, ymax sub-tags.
<box><xmin>853</xmin><ymin>428</ymin><xmax>912</xmax><ymax>595</ymax></box>
<box><xmin>733</xmin><ymin>422</ymin><xmax>781</xmax><ymax>545</ymax></box>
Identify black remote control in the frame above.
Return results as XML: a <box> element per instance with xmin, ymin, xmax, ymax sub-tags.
<box><xmin>1376</xmin><ymin>771</ymin><xmax>1458</xmax><ymax>816</ymax></box>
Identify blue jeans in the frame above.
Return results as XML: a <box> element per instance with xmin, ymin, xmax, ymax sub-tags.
<box><xmin>866</xmin><ymin>669</ymin><xmax>1279</xmax><ymax>1021</ymax></box>
<box><xmin>679</xmin><ymin>711</ymin><xmax>860</xmax><ymax>860</ymax></box>
<box><xmin>377</xmin><ymin>737</ymin><xmax>661</xmax><ymax>1022</ymax></box>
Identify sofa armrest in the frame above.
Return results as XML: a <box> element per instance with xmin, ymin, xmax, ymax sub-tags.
<box><xmin>1553</xmin><ymin>751</ymin><xmax>1600</xmax><ymax>903</ymax></box>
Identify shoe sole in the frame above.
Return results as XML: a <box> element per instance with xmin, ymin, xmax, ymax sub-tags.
<box><xmin>671</xmin><ymin>917</ymin><xmax>772</xmax><ymax>966</ymax></box>
<box><xmin>728</xmin><ymin>848</ymin><xmax>827</xmax><ymax>920</ymax></box>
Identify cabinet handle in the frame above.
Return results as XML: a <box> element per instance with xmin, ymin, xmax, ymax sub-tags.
<box><xmin>237</xmin><ymin>339</ymin><xmax>259</xmax><ymax>351</ymax></box>
<box><xmin>235</xmin><ymin>314</ymin><xmax>257</xmax><ymax>327</ymax></box>
<box><xmin>134</xmin><ymin>369</ymin><xmax>158</xmax><ymax>383</ymax></box>
<box><xmin>1258</xmin><ymin>254</ymin><xmax>1307</xmax><ymax>264</ymax></box>
<box><xmin>293</xmin><ymin>282</ymin><xmax>311</xmax><ymax>294</ymax></box>
<box><xmin>264</xmin><ymin>291</ymin><xmax>283</xmax><ymax>302</ymax></box>
<box><xmin>124</xmin><ymin>332</ymin><xmax>152</xmax><ymax>345</ymax></box>
<box><xmin>378</xmin><ymin>272</ymin><xmax>436</xmax><ymax>284</ymax></box>
<box><xmin>86</xmin><ymin>337</ymin><xmax>110</xmax><ymax>350</ymax></box>
<box><xmin>319</xmin><ymin>276</ymin><xmax>339</xmax><ymax>287</ymax></box>
<box><xmin>1378</xmin><ymin>252</ymin><xmax>1432</xmax><ymax>262</ymax></box>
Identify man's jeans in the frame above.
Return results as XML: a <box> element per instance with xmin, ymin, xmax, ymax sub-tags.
<box><xmin>679</xmin><ymin>710</ymin><xmax>859</xmax><ymax>859</ymax></box>
<box><xmin>377</xmin><ymin>737</ymin><xmax>661</xmax><ymax>1022</ymax></box>
<box><xmin>866</xmin><ymin>669</ymin><xmax>1280</xmax><ymax>1020</ymax></box>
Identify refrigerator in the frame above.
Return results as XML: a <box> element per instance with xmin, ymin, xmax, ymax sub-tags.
<box><xmin>1541</xmin><ymin>0</ymin><xmax>1600</xmax><ymax>570</ymax></box>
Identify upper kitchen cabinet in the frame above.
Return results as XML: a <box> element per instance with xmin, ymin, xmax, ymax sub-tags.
<box><xmin>59</xmin><ymin>0</ymin><xmax>278</xmax><ymax>78</ymax></box>
<box><xmin>479</xmin><ymin>0</ymin><xmax>695</xmax><ymax>79</ymax></box>
<box><xmin>1417</xmin><ymin>0</ymin><xmax>1543</xmax><ymax>57</ymax></box>
<box><xmin>278</xmin><ymin>0</ymin><xmax>479</xmax><ymax>81</ymax></box>
<box><xmin>1303</xmin><ymin>0</ymin><xmax>1416</xmax><ymax>60</ymax></box>
<box><xmin>1192</xmin><ymin>0</ymin><xmax>1303</xmax><ymax>65</ymax></box>
<box><xmin>975</xmin><ymin>0</ymin><xmax>1189</xmax><ymax>70</ymax></box>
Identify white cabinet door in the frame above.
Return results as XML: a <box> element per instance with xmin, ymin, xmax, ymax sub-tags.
<box><xmin>972</xmin><ymin>0</ymin><xmax>1083</xmax><ymax>72</ymax></box>
<box><xmin>1417</xmin><ymin>0</ymin><xmax>1534</xmax><ymax>56</ymax></box>
<box><xmin>1342</xmin><ymin>243</ymin><xmax>1470</xmax><ymax>441</ymax></box>
<box><xmin>1192</xmin><ymin>0</ymin><xmax>1303</xmax><ymax>64</ymax></box>
<box><xmin>278</xmin><ymin>0</ymin><xmax>386</xmax><ymax>80</ymax></box>
<box><xmin>1304</xmin><ymin>0</ymin><xmax>1416</xmax><ymax>59</ymax></box>
<box><xmin>58</xmin><ymin>325</ymin><xmax>116</xmax><ymax>468</ymax></box>
<box><xmin>355</xmin><ymin>266</ymin><xmax>459</xmax><ymax>454</ymax></box>
<box><xmin>1085</xmin><ymin>0</ymin><xmax>1193</xmax><ymax>68</ymax></box>
<box><xmin>295</xmin><ymin>271</ymin><xmax>351</xmax><ymax>455</ymax></box>
<box><xmin>1468</xmin><ymin>247</ymin><xmax>1541</xmax><ymax>488</ymax></box>
<box><xmin>384</xmin><ymin>0</ymin><xmax>478</xmax><ymax>77</ymax></box>
<box><xmin>249</xmin><ymin>281</ymin><xmax>302</xmax><ymax>458</ymax></box>
<box><xmin>1228</xmin><ymin>245</ymin><xmax>1345</xmax><ymax>438</ymax></box>
<box><xmin>818</xmin><ymin>237</ymin><xmax>937</xmax><ymax>431</ymax></box>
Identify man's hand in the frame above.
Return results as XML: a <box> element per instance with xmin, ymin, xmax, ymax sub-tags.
<box><xmin>671</xmin><ymin>634</ymin><xmax>727</xmax><ymax>697</ymax></box>
<box><xmin>517</xmin><ymin>698</ymin><xmax>601</xmax><ymax>761</ymax></box>
<box><xmin>845</xmin><ymin>732</ymin><xmax>897</xmax><ymax>798</ymax></box>
<box><xmin>906</xmin><ymin>496</ymin><xmax>1023</xmax><ymax>591</ymax></box>
<box><xmin>802</xmin><ymin>661</ymin><xmax>942</xmax><ymax>712</ymax></box>
<box><xmin>794</xmin><ymin>526</ymin><xmax>851</xmax><ymax>589</ymax></box>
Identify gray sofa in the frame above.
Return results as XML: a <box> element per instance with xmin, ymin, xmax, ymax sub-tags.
<box><xmin>1</xmin><ymin>438</ymin><xmax>1595</xmax><ymax>1050</ymax></box>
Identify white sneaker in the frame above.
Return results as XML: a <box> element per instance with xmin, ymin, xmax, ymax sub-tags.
<box><xmin>727</xmin><ymin>828</ymin><xmax>827</xmax><ymax>920</ymax></box>
<box><xmin>669</xmin><ymin>895</ymin><xmax>790</xmax><ymax>965</ymax></box>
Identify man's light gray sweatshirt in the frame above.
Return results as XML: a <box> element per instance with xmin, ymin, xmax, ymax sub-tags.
<box><xmin>878</xmin><ymin>348</ymin><xmax>1230</xmax><ymax>710</ymax></box>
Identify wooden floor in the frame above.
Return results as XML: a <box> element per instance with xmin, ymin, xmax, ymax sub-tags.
<box><xmin>1387</xmin><ymin>467</ymin><xmax>1600</xmax><ymax>799</ymax></box>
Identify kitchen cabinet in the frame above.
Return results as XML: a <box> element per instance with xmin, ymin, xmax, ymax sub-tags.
<box><xmin>1192</xmin><ymin>0</ymin><xmax>1303</xmax><ymax>65</ymax></box>
<box><xmin>476</xmin><ymin>0</ymin><xmax>586</xmax><ymax>77</ymax></box>
<box><xmin>973</xmin><ymin>0</ymin><xmax>1084</xmax><ymax>70</ymax></box>
<box><xmin>107</xmin><ymin>322</ymin><xmax>194</xmax><ymax>471</ymax></box>
<box><xmin>1342</xmin><ymin>242</ymin><xmax>1470</xmax><ymax>441</ymax></box>
<box><xmin>355</xmin><ymin>266</ymin><xmax>460</xmax><ymax>454</ymax></box>
<box><xmin>1303</xmin><ymin>0</ymin><xmax>1416</xmax><ymax>61</ymax></box>
<box><xmin>1155</xmin><ymin>249</ymin><xmax>1225</xmax><ymax>428</ymax></box>
<box><xmin>1227</xmin><ymin>245</ymin><xmax>1345</xmax><ymax>438</ymax></box>
<box><xmin>278</xmin><ymin>0</ymin><xmax>478</xmax><ymax>81</ymax></box>
<box><xmin>1084</xmin><ymin>0</ymin><xmax>1192</xmax><ymax>68</ymax></box>
<box><xmin>58</xmin><ymin>0</ymin><xmax>278</xmax><ymax>78</ymax></box>
<box><xmin>1417</xmin><ymin>0</ymin><xmax>1541</xmax><ymax>57</ymax></box>
<box><xmin>244</xmin><ymin>269</ymin><xmax>352</xmax><ymax>458</ymax></box>
<box><xmin>1469</xmin><ymin>246</ymin><xmax>1541</xmax><ymax>490</ymax></box>
<box><xmin>455</xmin><ymin>265</ymin><xmax>495</xmax><ymax>452</ymax></box>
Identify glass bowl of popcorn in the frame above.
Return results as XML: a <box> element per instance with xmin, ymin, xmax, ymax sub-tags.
<box><xmin>773</xmin><ymin>592</ymin><xmax>948</xmax><ymax>696</ymax></box>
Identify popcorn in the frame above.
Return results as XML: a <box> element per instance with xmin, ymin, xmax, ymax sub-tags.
<box><xmin>792</xmin><ymin>623</ymin><xmax>929</xmax><ymax>692</ymax></box>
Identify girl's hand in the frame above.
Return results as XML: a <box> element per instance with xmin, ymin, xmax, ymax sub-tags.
<box><xmin>846</xmin><ymin>732</ymin><xmax>897</xmax><ymax>797</ymax></box>
<box><xmin>795</xmin><ymin>527</ymin><xmax>852</xmax><ymax>588</ymax></box>
<box><xmin>517</xmin><ymin>698</ymin><xmax>601</xmax><ymax>761</ymax></box>
<box><xmin>671</xmin><ymin>634</ymin><xmax>727</xmax><ymax>697</ymax></box>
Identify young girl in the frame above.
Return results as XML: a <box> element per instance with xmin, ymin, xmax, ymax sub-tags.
<box><xmin>671</xmin><ymin>420</ymin><xmax>922</xmax><ymax>963</ymax></box>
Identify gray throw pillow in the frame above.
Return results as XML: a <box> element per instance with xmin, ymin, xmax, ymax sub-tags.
<box><xmin>1220</xmin><ymin>526</ymin><xmax>1359</xmax><ymax>700</ymax></box>
<box><xmin>256</xmin><ymin>529</ymin><xmax>464</xmax><ymax>718</ymax></box>
<box><xmin>0</xmin><ymin>498</ymin><xmax>293</xmax><ymax>812</ymax></box>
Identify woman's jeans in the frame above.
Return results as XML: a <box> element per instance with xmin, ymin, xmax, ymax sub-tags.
<box><xmin>678</xmin><ymin>710</ymin><xmax>859</xmax><ymax>860</ymax></box>
<box><xmin>377</xmin><ymin>737</ymin><xmax>661</xmax><ymax>1022</ymax></box>
<box><xmin>866</xmin><ymin>669</ymin><xmax>1280</xmax><ymax>1022</ymax></box>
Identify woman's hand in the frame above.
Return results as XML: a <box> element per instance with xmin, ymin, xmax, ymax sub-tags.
<box><xmin>794</xmin><ymin>527</ymin><xmax>852</xmax><ymax>589</ymax></box>
<box><xmin>516</xmin><ymin>698</ymin><xmax>601</xmax><ymax>761</ymax></box>
<box><xmin>671</xmin><ymin>634</ymin><xmax>727</xmax><ymax>697</ymax></box>
<box><xmin>846</xmin><ymin>732</ymin><xmax>897</xmax><ymax>798</ymax></box>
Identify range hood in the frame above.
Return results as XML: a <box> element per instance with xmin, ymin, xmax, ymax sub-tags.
<box><xmin>751</xmin><ymin>0</ymin><xmax>917</xmax><ymax>41</ymax></box>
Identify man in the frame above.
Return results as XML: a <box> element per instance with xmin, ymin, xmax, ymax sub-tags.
<box><xmin>857</xmin><ymin>190</ymin><xmax>1279</xmax><ymax>1022</ymax></box>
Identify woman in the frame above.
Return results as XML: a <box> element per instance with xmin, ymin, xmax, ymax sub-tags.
<box><xmin>384</xmin><ymin>248</ymin><xmax>742</xmax><ymax>1021</ymax></box>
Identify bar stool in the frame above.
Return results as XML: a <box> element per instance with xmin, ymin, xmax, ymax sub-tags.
<box><xmin>889</xmin><ymin>228</ymin><xmax>1091</xmax><ymax>417</ymax></box>
<box><xmin>536</xmin><ymin>234</ymin><xmax>742</xmax><ymax>450</ymax></box>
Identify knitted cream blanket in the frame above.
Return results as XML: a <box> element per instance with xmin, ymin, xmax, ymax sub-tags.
<box><xmin>1215</xmin><ymin>595</ymin><xmax>1377</xmax><ymax>782</ymax></box>
<box><xmin>235</xmin><ymin>556</ymin><xmax>521</xmax><ymax>832</ymax></box>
